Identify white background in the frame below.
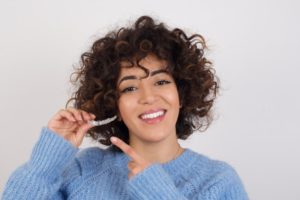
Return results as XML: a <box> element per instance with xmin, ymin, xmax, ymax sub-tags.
<box><xmin>1</xmin><ymin>0</ymin><xmax>299</xmax><ymax>199</ymax></box>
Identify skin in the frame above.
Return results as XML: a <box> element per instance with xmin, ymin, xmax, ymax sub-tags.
<box><xmin>47</xmin><ymin>54</ymin><xmax>184</xmax><ymax>179</ymax></box>
<box><xmin>47</xmin><ymin>107</ymin><xmax>96</xmax><ymax>147</ymax></box>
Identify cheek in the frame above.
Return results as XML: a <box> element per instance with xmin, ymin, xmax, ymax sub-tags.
<box><xmin>165</xmin><ymin>88</ymin><xmax>180</xmax><ymax>108</ymax></box>
<box><xmin>117</xmin><ymin>98</ymin><xmax>138</xmax><ymax>131</ymax></box>
<box><xmin>118</xmin><ymin>96</ymin><xmax>135</xmax><ymax>119</ymax></box>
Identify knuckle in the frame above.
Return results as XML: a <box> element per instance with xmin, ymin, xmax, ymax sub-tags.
<box><xmin>59</xmin><ymin>109</ymin><xmax>65</xmax><ymax>113</ymax></box>
<box><xmin>82</xmin><ymin>112</ymin><xmax>90</xmax><ymax>119</ymax></box>
<box><xmin>132</xmin><ymin>167</ymin><xmax>140</xmax><ymax>174</ymax></box>
<box><xmin>128</xmin><ymin>161</ymin><xmax>135</xmax><ymax>168</ymax></box>
<box><xmin>66</xmin><ymin>107</ymin><xmax>74</xmax><ymax>111</ymax></box>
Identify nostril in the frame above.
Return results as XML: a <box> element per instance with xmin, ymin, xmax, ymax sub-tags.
<box><xmin>138</xmin><ymin>93</ymin><xmax>158</xmax><ymax>105</ymax></box>
<box><xmin>138</xmin><ymin>95</ymin><xmax>159</xmax><ymax>105</ymax></box>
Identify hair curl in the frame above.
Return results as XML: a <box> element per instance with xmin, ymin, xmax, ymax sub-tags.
<box><xmin>68</xmin><ymin>16</ymin><xmax>219</xmax><ymax>149</ymax></box>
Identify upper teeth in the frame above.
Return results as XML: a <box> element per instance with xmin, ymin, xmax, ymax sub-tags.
<box><xmin>141</xmin><ymin>111</ymin><xmax>165</xmax><ymax>119</ymax></box>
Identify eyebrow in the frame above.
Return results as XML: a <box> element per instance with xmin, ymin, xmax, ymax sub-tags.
<box><xmin>118</xmin><ymin>69</ymin><xmax>169</xmax><ymax>86</ymax></box>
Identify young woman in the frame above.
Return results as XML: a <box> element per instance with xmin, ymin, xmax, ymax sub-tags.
<box><xmin>2</xmin><ymin>16</ymin><xmax>249</xmax><ymax>199</ymax></box>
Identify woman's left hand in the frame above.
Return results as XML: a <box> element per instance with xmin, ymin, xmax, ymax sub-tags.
<box><xmin>110</xmin><ymin>137</ymin><xmax>152</xmax><ymax>179</ymax></box>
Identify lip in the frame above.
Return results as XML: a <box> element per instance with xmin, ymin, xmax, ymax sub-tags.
<box><xmin>138</xmin><ymin>109</ymin><xmax>167</xmax><ymax>124</ymax></box>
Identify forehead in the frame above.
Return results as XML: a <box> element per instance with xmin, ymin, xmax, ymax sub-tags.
<box><xmin>118</xmin><ymin>55</ymin><xmax>168</xmax><ymax>77</ymax></box>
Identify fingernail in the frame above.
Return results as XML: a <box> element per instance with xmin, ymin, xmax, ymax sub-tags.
<box><xmin>110</xmin><ymin>137</ymin><xmax>117</xmax><ymax>143</ymax></box>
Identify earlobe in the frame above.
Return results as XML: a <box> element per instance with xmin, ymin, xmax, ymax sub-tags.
<box><xmin>116</xmin><ymin>108</ymin><xmax>122</xmax><ymax>121</ymax></box>
<box><xmin>179</xmin><ymin>101</ymin><xmax>183</xmax><ymax>108</ymax></box>
<box><xmin>117</xmin><ymin>114</ymin><xmax>122</xmax><ymax>121</ymax></box>
<box><xmin>179</xmin><ymin>97</ymin><xmax>183</xmax><ymax>108</ymax></box>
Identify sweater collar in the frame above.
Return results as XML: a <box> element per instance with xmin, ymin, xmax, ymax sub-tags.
<box><xmin>161</xmin><ymin>148</ymin><xmax>197</xmax><ymax>176</ymax></box>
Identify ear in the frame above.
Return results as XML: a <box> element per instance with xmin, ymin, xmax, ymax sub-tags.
<box><xmin>118</xmin><ymin>116</ymin><xmax>122</xmax><ymax>121</ymax></box>
<box><xmin>117</xmin><ymin>112</ymin><xmax>122</xmax><ymax>121</ymax></box>
<box><xmin>178</xmin><ymin>93</ymin><xmax>184</xmax><ymax>109</ymax></box>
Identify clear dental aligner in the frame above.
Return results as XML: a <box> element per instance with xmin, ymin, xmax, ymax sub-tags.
<box><xmin>89</xmin><ymin>116</ymin><xmax>117</xmax><ymax>127</ymax></box>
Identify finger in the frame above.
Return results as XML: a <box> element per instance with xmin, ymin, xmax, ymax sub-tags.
<box><xmin>110</xmin><ymin>137</ymin><xmax>141</xmax><ymax>162</ymax></box>
<box><xmin>127</xmin><ymin>160</ymin><xmax>137</xmax><ymax>170</ymax></box>
<box><xmin>53</xmin><ymin>109</ymin><xmax>76</xmax><ymax>122</ymax></box>
<box><xmin>78</xmin><ymin>123</ymin><xmax>92</xmax><ymax>136</ymax></box>
<box><xmin>68</xmin><ymin>108</ymin><xmax>94</xmax><ymax>122</ymax></box>
<box><xmin>66</xmin><ymin>107</ymin><xmax>84</xmax><ymax>121</ymax></box>
<box><xmin>81</xmin><ymin>110</ymin><xmax>94</xmax><ymax>121</ymax></box>
<box><xmin>75</xmin><ymin>123</ymin><xmax>92</xmax><ymax>145</ymax></box>
<box><xmin>90</xmin><ymin>113</ymin><xmax>96</xmax><ymax>120</ymax></box>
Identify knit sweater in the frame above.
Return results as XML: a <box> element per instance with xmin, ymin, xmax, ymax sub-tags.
<box><xmin>2</xmin><ymin>128</ymin><xmax>248</xmax><ymax>200</ymax></box>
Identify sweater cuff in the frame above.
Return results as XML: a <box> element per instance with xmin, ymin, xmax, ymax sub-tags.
<box><xmin>128</xmin><ymin>164</ymin><xmax>184</xmax><ymax>200</ymax></box>
<box><xmin>28</xmin><ymin>127</ymin><xmax>78</xmax><ymax>178</ymax></box>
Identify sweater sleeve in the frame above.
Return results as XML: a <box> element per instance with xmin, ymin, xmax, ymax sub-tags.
<box><xmin>127</xmin><ymin>164</ymin><xmax>189</xmax><ymax>200</ymax></box>
<box><xmin>2</xmin><ymin>127</ymin><xmax>79</xmax><ymax>200</ymax></box>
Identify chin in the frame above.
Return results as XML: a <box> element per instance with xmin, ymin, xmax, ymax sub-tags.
<box><xmin>138</xmin><ymin>131</ymin><xmax>173</xmax><ymax>143</ymax></box>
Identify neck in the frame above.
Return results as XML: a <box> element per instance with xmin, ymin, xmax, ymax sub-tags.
<box><xmin>129</xmin><ymin>133</ymin><xmax>184</xmax><ymax>163</ymax></box>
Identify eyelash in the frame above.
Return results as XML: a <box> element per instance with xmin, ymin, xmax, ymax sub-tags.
<box><xmin>120</xmin><ymin>80</ymin><xmax>171</xmax><ymax>93</ymax></box>
<box><xmin>156</xmin><ymin>80</ymin><xmax>171</xmax><ymax>86</ymax></box>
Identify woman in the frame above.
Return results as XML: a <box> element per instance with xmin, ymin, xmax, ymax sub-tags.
<box><xmin>2</xmin><ymin>16</ymin><xmax>249</xmax><ymax>199</ymax></box>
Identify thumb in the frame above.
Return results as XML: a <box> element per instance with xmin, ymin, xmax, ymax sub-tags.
<box><xmin>74</xmin><ymin>123</ymin><xmax>92</xmax><ymax>147</ymax></box>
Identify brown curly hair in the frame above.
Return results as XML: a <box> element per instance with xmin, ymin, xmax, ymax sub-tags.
<box><xmin>67</xmin><ymin>15</ymin><xmax>219</xmax><ymax>148</ymax></box>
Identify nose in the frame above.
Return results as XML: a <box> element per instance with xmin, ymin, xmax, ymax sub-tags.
<box><xmin>138</xmin><ymin>83</ymin><xmax>158</xmax><ymax>105</ymax></box>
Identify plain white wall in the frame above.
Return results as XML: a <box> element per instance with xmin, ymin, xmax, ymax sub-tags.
<box><xmin>1</xmin><ymin>0</ymin><xmax>299</xmax><ymax>199</ymax></box>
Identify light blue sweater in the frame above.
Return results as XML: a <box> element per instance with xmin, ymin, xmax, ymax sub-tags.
<box><xmin>2</xmin><ymin>128</ymin><xmax>248</xmax><ymax>199</ymax></box>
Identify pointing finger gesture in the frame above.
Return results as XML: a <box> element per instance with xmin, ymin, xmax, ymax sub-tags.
<box><xmin>110</xmin><ymin>137</ymin><xmax>152</xmax><ymax>179</ymax></box>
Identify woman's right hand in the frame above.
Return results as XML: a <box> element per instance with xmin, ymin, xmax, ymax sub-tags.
<box><xmin>47</xmin><ymin>108</ymin><xmax>96</xmax><ymax>147</ymax></box>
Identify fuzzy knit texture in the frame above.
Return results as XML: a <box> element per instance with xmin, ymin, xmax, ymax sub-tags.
<box><xmin>2</xmin><ymin>128</ymin><xmax>249</xmax><ymax>200</ymax></box>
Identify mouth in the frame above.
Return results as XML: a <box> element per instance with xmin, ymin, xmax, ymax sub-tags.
<box><xmin>138</xmin><ymin>109</ymin><xmax>167</xmax><ymax>124</ymax></box>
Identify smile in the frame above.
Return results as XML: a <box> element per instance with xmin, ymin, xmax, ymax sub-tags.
<box><xmin>139</xmin><ymin>109</ymin><xmax>166</xmax><ymax>124</ymax></box>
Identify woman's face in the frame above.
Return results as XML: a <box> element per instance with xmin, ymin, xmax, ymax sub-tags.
<box><xmin>117</xmin><ymin>54</ymin><xmax>180</xmax><ymax>144</ymax></box>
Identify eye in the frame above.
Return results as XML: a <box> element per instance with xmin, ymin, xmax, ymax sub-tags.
<box><xmin>156</xmin><ymin>80</ymin><xmax>171</xmax><ymax>86</ymax></box>
<box><xmin>120</xmin><ymin>86</ymin><xmax>137</xmax><ymax>93</ymax></box>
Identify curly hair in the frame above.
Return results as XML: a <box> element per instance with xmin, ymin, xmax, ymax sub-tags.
<box><xmin>67</xmin><ymin>16</ymin><xmax>219</xmax><ymax>149</ymax></box>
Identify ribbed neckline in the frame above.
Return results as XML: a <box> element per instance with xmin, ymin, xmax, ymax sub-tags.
<box><xmin>115</xmin><ymin>148</ymin><xmax>198</xmax><ymax>178</ymax></box>
<box><xmin>161</xmin><ymin>149</ymin><xmax>197</xmax><ymax>176</ymax></box>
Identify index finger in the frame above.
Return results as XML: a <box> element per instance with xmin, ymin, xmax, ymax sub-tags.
<box><xmin>110</xmin><ymin>137</ymin><xmax>141</xmax><ymax>162</ymax></box>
